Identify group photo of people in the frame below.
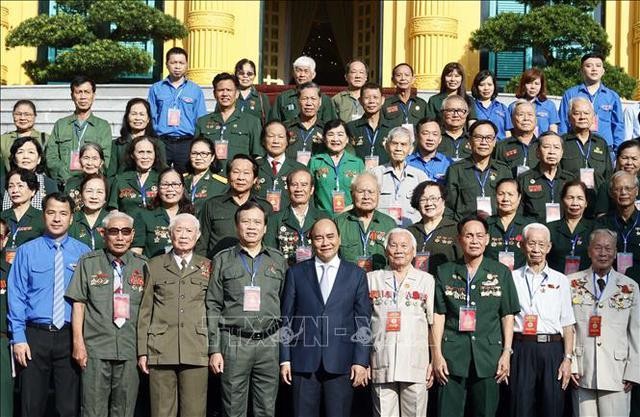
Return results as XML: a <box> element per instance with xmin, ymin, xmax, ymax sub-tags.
<box><xmin>0</xmin><ymin>45</ymin><xmax>639</xmax><ymax>417</ymax></box>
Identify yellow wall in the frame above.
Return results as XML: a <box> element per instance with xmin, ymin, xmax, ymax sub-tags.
<box><xmin>1</xmin><ymin>0</ymin><xmax>39</xmax><ymax>85</ymax></box>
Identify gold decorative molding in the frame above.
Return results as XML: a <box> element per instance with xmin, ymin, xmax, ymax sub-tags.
<box><xmin>633</xmin><ymin>22</ymin><xmax>640</xmax><ymax>43</ymax></box>
<box><xmin>0</xmin><ymin>7</ymin><xmax>8</xmax><ymax>30</ymax></box>
<box><xmin>415</xmin><ymin>74</ymin><xmax>440</xmax><ymax>90</ymax></box>
<box><xmin>186</xmin><ymin>10</ymin><xmax>235</xmax><ymax>33</ymax></box>
<box><xmin>409</xmin><ymin>16</ymin><xmax>458</xmax><ymax>38</ymax></box>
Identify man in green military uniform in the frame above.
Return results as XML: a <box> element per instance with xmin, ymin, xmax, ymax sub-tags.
<box><xmin>518</xmin><ymin>132</ymin><xmax>575</xmax><ymax>223</ymax></box>
<box><xmin>194</xmin><ymin>73</ymin><xmax>263</xmax><ymax>174</ymax></box>
<box><xmin>494</xmin><ymin>100</ymin><xmax>540</xmax><ymax>177</ymax></box>
<box><xmin>269</xmin><ymin>56</ymin><xmax>337</xmax><ymax>124</ymax></box>
<box><xmin>196</xmin><ymin>154</ymin><xmax>272</xmax><ymax>259</ymax></box>
<box><xmin>66</xmin><ymin>210</ymin><xmax>148</xmax><ymax>417</ymax></box>
<box><xmin>347</xmin><ymin>82</ymin><xmax>394</xmax><ymax>167</ymax></box>
<box><xmin>264</xmin><ymin>168</ymin><xmax>328</xmax><ymax>264</ymax></box>
<box><xmin>381</xmin><ymin>63</ymin><xmax>428</xmax><ymax>127</ymax></box>
<box><xmin>282</xmin><ymin>84</ymin><xmax>326</xmax><ymax>163</ymax></box>
<box><xmin>437</xmin><ymin>95</ymin><xmax>472</xmax><ymax>161</ymax></box>
<box><xmin>335</xmin><ymin>172</ymin><xmax>396</xmax><ymax>271</ymax></box>
<box><xmin>45</xmin><ymin>75</ymin><xmax>112</xmax><ymax>187</ymax></box>
<box><xmin>332</xmin><ymin>59</ymin><xmax>367</xmax><ymax>123</ymax></box>
<box><xmin>0</xmin><ymin>219</ymin><xmax>13</xmax><ymax>417</ymax></box>
<box><xmin>432</xmin><ymin>215</ymin><xmax>519</xmax><ymax>417</ymax></box>
<box><xmin>446</xmin><ymin>120</ymin><xmax>513</xmax><ymax>220</ymax></box>
<box><xmin>207</xmin><ymin>202</ymin><xmax>287</xmax><ymax>417</ymax></box>
<box><xmin>255</xmin><ymin>122</ymin><xmax>306</xmax><ymax>213</ymax></box>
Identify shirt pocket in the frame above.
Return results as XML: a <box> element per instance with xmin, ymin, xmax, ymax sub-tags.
<box><xmin>30</xmin><ymin>263</ymin><xmax>53</xmax><ymax>290</ymax></box>
<box><xmin>220</xmin><ymin>267</ymin><xmax>245</xmax><ymax>294</ymax></box>
<box><xmin>190</xmin><ymin>277</ymin><xmax>209</xmax><ymax>301</ymax></box>
<box><xmin>53</xmin><ymin>137</ymin><xmax>73</xmax><ymax>156</ymax></box>
<box><xmin>153</xmin><ymin>278</ymin><xmax>178</xmax><ymax>302</ymax></box>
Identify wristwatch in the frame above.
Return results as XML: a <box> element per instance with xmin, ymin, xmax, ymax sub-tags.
<box><xmin>564</xmin><ymin>354</ymin><xmax>574</xmax><ymax>361</ymax></box>
<box><xmin>503</xmin><ymin>347</ymin><xmax>514</xmax><ymax>355</ymax></box>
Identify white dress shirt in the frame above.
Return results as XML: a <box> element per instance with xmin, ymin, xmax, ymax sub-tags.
<box><xmin>267</xmin><ymin>155</ymin><xmax>286</xmax><ymax>175</ymax></box>
<box><xmin>173</xmin><ymin>251</ymin><xmax>194</xmax><ymax>269</ymax></box>
<box><xmin>512</xmin><ymin>263</ymin><xmax>576</xmax><ymax>334</ymax></box>
<box><xmin>315</xmin><ymin>255</ymin><xmax>341</xmax><ymax>296</ymax></box>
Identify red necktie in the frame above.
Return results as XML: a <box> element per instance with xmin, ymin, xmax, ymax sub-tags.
<box><xmin>271</xmin><ymin>160</ymin><xmax>279</xmax><ymax>175</ymax></box>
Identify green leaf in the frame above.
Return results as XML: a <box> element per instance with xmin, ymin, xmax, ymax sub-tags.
<box><xmin>6</xmin><ymin>14</ymin><xmax>94</xmax><ymax>48</ymax></box>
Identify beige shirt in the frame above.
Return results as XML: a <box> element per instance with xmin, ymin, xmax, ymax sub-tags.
<box><xmin>367</xmin><ymin>266</ymin><xmax>435</xmax><ymax>383</ymax></box>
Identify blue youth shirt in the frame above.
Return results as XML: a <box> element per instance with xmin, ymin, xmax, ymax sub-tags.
<box><xmin>508</xmin><ymin>97</ymin><xmax>559</xmax><ymax>135</ymax></box>
<box><xmin>558</xmin><ymin>83</ymin><xmax>625</xmax><ymax>148</ymax></box>
<box><xmin>8</xmin><ymin>234</ymin><xmax>91</xmax><ymax>343</ymax></box>
<box><xmin>406</xmin><ymin>151</ymin><xmax>452</xmax><ymax>184</ymax></box>
<box><xmin>148</xmin><ymin>77</ymin><xmax>208</xmax><ymax>137</ymax></box>
<box><xmin>474</xmin><ymin>99</ymin><xmax>513</xmax><ymax>140</ymax></box>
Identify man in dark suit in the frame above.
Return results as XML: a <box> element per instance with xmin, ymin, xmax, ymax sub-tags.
<box><xmin>280</xmin><ymin>218</ymin><xmax>372</xmax><ymax>417</ymax></box>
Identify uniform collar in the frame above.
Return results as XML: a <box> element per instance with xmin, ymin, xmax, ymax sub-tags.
<box><xmin>43</xmin><ymin>233</ymin><xmax>70</xmax><ymax>249</ymax></box>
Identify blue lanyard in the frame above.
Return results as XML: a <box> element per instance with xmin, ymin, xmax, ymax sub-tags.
<box><xmin>359</xmin><ymin>226</ymin><xmax>371</xmax><ymax>256</ymax></box>
<box><xmin>474</xmin><ymin>168</ymin><xmax>491</xmax><ymax>197</ymax></box>
<box><xmin>297</xmin><ymin>229</ymin><xmax>307</xmax><ymax>246</ymax></box>
<box><xmin>465</xmin><ymin>269</ymin><xmax>476</xmax><ymax>307</ymax></box>
<box><xmin>299</xmin><ymin>127</ymin><xmax>315</xmax><ymax>151</ymax></box>
<box><xmin>137</xmin><ymin>174</ymin><xmax>147</xmax><ymax>207</ymax></box>
<box><xmin>171</xmin><ymin>82</ymin><xmax>185</xmax><ymax>107</ymax></box>
<box><xmin>452</xmin><ymin>138</ymin><xmax>463</xmax><ymax>159</ymax></box>
<box><xmin>520</xmin><ymin>142</ymin><xmax>530</xmax><ymax>166</ymax></box>
<box><xmin>190</xmin><ymin>181</ymin><xmax>198</xmax><ymax>203</ymax></box>
<box><xmin>73</xmin><ymin>122</ymin><xmax>88</xmax><ymax>151</ymax></box>
<box><xmin>503</xmin><ymin>224</ymin><xmax>515</xmax><ymax>250</ymax></box>
<box><xmin>570</xmin><ymin>234</ymin><xmax>580</xmax><ymax>256</ymax></box>
<box><xmin>614</xmin><ymin>213</ymin><xmax>639</xmax><ymax>252</ymax></box>
<box><xmin>365</xmin><ymin>125</ymin><xmax>379</xmax><ymax>155</ymax></box>
<box><xmin>84</xmin><ymin>223</ymin><xmax>96</xmax><ymax>250</ymax></box>
<box><xmin>330</xmin><ymin>156</ymin><xmax>343</xmax><ymax>191</ymax></box>
<box><xmin>420</xmin><ymin>228</ymin><xmax>435</xmax><ymax>250</ymax></box>
<box><xmin>10</xmin><ymin>216</ymin><xmax>26</xmax><ymax>247</ymax></box>
<box><xmin>390</xmin><ymin>168</ymin><xmax>405</xmax><ymax>200</ymax></box>
<box><xmin>545</xmin><ymin>178</ymin><xmax>556</xmax><ymax>203</ymax></box>
<box><xmin>576</xmin><ymin>139</ymin><xmax>593</xmax><ymax>168</ymax></box>
<box><xmin>240</xmin><ymin>253</ymin><xmax>263</xmax><ymax>286</ymax></box>
<box><xmin>524</xmin><ymin>269</ymin><xmax>548</xmax><ymax>305</ymax></box>
<box><xmin>392</xmin><ymin>275</ymin><xmax>398</xmax><ymax>305</ymax></box>
<box><xmin>593</xmin><ymin>271</ymin><xmax>610</xmax><ymax>302</ymax></box>
<box><xmin>398</xmin><ymin>99</ymin><xmax>413</xmax><ymax>124</ymax></box>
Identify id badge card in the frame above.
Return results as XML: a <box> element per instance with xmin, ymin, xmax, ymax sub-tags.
<box><xmin>522</xmin><ymin>314</ymin><xmax>538</xmax><ymax>335</ymax></box>
<box><xmin>113</xmin><ymin>293</ymin><xmax>131</xmax><ymax>320</ymax></box>
<box><xmin>295</xmin><ymin>246</ymin><xmax>313</xmax><ymax>263</ymax></box>
<box><xmin>243</xmin><ymin>286</ymin><xmax>261</xmax><ymax>312</ymax></box>
<box><xmin>616</xmin><ymin>252</ymin><xmax>634</xmax><ymax>274</ymax></box>
<box><xmin>545</xmin><ymin>203</ymin><xmax>561</xmax><ymax>223</ymax></box>
<box><xmin>516</xmin><ymin>165</ymin><xmax>530</xmax><ymax>176</ymax></box>
<box><xmin>4</xmin><ymin>246</ymin><xmax>17</xmax><ymax>264</ymax></box>
<box><xmin>459</xmin><ymin>306</ymin><xmax>477</xmax><ymax>332</ymax></box>
<box><xmin>356</xmin><ymin>256</ymin><xmax>373</xmax><ymax>272</ymax></box>
<box><xmin>588</xmin><ymin>315</ymin><xmax>601</xmax><ymax>337</ymax></box>
<box><xmin>332</xmin><ymin>190</ymin><xmax>346</xmax><ymax>213</ymax></box>
<box><xmin>365</xmin><ymin>155</ymin><xmax>379</xmax><ymax>170</ymax></box>
<box><xmin>498</xmin><ymin>251</ymin><xmax>515</xmax><ymax>271</ymax></box>
<box><xmin>296</xmin><ymin>150</ymin><xmax>311</xmax><ymax>166</ymax></box>
<box><xmin>387</xmin><ymin>204</ymin><xmax>403</xmax><ymax>224</ymax></box>
<box><xmin>69</xmin><ymin>150</ymin><xmax>81</xmax><ymax>171</ymax></box>
<box><xmin>214</xmin><ymin>139</ymin><xmax>228</xmax><ymax>160</ymax></box>
<box><xmin>476</xmin><ymin>196</ymin><xmax>493</xmax><ymax>216</ymax></box>
<box><xmin>580</xmin><ymin>168</ymin><xmax>595</xmax><ymax>189</ymax></box>
<box><xmin>401</xmin><ymin>123</ymin><xmax>415</xmax><ymax>143</ymax></box>
<box><xmin>414</xmin><ymin>251</ymin><xmax>430</xmax><ymax>272</ymax></box>
<box><xmin>385</xmin><ymin>309</ymin><xmax>401</xmax><ymax>332</ymax></box>
<box><xmin>266</xmin><ymin>190</ymin><xmax>281</xmax><ymax>212</ymax></box>
<box><xmin>564</xmin><ymin>255</ymin><xmax>581</xmax><ymax>275</ymax></box>
<box><xmin>168</xmin><ymin>108</ymin><xmax>181</xmax><ymax>126</ymax></box>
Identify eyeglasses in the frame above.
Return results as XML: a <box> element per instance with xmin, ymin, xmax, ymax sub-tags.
<box><xmin>237</xmin><ymin>71</ymin><xmax>255</xmax><ymax>77</ymax></box>
<box><xmin>190</xmin><ymin>151</ymin><xmax>213</xmax><ymax>159</ymax></box>
<box><xmin>419</xmin><ymin>196</ymin><xmax>442</xmax><ymax>204</ymax></box>
<box><xmin>106</xmin><ymin>227</ymin><xmax>133</xmax><ymax>236</ymax></box>
<box><xmin>443</xmin><ymin>108</ymin><xmax>468</xmax><ymax>115</ymax></box>
<box><xmin>80</xmin><ymin>156</ymin><xmax>101</xmax><ymax>162</ymax></box>
<box><xmin>471</xmin><ymin>135</ymin><xmax>496</xmax><ymax>143</ymax></box>
<box><xmin>13</xmin><ymin>112</ymin><xmax>35</xmax><ymax>118</ymax></box>
<box><xmin>611</xmin><ymin>185</ymin><xmax>638</xmax><ymax>194</ymax></box>
<box><xmin>159</xmin><ymin>182</ymin><xmax>183</xmax><ymax>189</ymax></box>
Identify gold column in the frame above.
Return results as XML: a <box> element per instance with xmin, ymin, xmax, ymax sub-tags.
<box><xmin>185</xmin><ymin>1</ymin><xmax>235</xmax><ymax>85</ymax></box>
<box><xmin>0</xmin><ymin>5</ymin><xmax>8</xmax><ymax>85</ymax></box>
<box><xmin>632</xmin><ymin>2</ymin><xmax>640</xmax><ymax>99</ymax></box>
<box><xmin>408</xmin><ymin>1</ymin><xmax>458</xmax><ymax>90</ymax></box>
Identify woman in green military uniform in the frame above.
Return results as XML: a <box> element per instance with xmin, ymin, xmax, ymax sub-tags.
<box><xmin>63</xmin><ymin>143</ymin><xmax>105</xmax><ymax>211</ymax></box>
<box><xmin>484</xmin><ymin>178</ymin><xmax>533</xmax><ymax>271</ymax></box>
<box><xmin>0</xmin><ymin>219</ymin><xmax>13</xmax><ymax>417</ymax></box>
<box><xmin>108</xmin><ymin>135</ymin><xmax>165</xmax><ymax>212</ymax></box>
<box><xmin>547</xmin><ymin>180</ymin><xmax>594</xmax><ymax>274</ymax></box>
<box><xmin>0</xmin><ymin>100</ymin><xmax>48</xmax><ymax>173</ymax></box>
<box><xmin>132</xmin><ymin>167</ymin><xmax>194</xmax><ymax>257</ymax></box>
<box><xmin>69</xmin><ymin>174</ymin><xmax>109</xmax><ymax>250</ymax></box>
<box><xmin>235</xmin><ymin>59</ymin><xmax>271</xmax><ymax>125</ymax></box>
<box><xmin>407</xmin><ymin>180</ymin><xmax>460</xmax><ymax>276</ymax></box>
<box><xmin>184</xmin><ymin>137</ymin><xmax>227</xmax><ymax>214</ymax></box>
<box><xmin>309</xmin><ymin>120</ymin><xmax>365</xmax><ymax>217</ymax></box>
<box><xmin>0</xmin><ymin>169</ymin><xmax>45</xmax><ymax>263</ymax></box>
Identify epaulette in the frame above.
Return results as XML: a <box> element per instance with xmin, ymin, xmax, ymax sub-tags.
<box><xmin>212</xmin><ymin>174</ymin><xmax>228</xmax><ymax>184</ymax></box>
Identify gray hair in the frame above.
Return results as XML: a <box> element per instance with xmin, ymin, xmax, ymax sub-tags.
<box><xmin>522</xmin><ymin>223</ymin><xmax>550</xmax><ymax>242</ymax></box>
<box><xmin>511</xmin><ymin>99</ymin><xmax>535</xmax><ymax>119</ymax></box>
<box><xmin>102</xmin><ymin>210</ymin><xmax>134</xmax><ymax>228</ymax></box>
<box><xmin>589</xmin><ymin>228</ymin><xmax>618</xmax><ymax>245</ymax></box>
<box><xmin>568</xmin><ymin>96</ymin><xmax>594</xmax><ymax>113</ymax></box>
<box><xmin>293</xmin><ymin>56</ymin><xmax>316</xmax><ymax>72</ymax></box>
<box><xmin>609</xmin><ymin>170</ymin><xmax>640</xmax><ymax>195</ymax></box>
<box><xmin>385</xmin><ymin>228</ymin><xmax>417</xmax><ymax>251</ymax></box>
<box><xmin>442</xmin><ymin>94</ymin><xmax>468</xmax><ymax>110</ymax></box>
<box><xmin>385</xmin><ymin>126</ymin><xmax>415</xmax><ymax>147</ymax></box>
<box><xmin>169</xmin><ymin>213</ymin><xmax>200</xmax><ymax>234</ymax></box>
<box><xmin>350</xmin><ymin>172</ymin><xmax>380</xmax><ymax>194</ymax></box>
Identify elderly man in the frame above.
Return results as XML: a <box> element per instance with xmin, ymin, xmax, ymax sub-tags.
<box><xmin>335</xmin><ymin>172</ymin><xmax>396</xmax><ymax>272</ymax></box>
<box><xmin>436</xmin><ymin>95</ymin><xmax>472</xmax><ymax>161</ymax></box>
<box><xmin>367</xmin><ymin>228</ymin><xmax>435</xmax><ymax>417</ymax></box>
<box><xmin>495</xmin><ymin>100</ymin><xmax>540</xmax><ymax>177</ymax></box>
<box><xmin>445</xmin><ymin>120</ymin><xmax>513</xmax><ymax>220</ymax></box>
<box><xmin>595</xmin><ymin>171</ymin><xmax>640</xmax><ymax>274</ymax></box>
<box><xmin>283</xmin><ymin>82</ymin><xmax>326</xmax><ymax>163</ymax></box>
<box><xmin>270</xmin><ymin>56</ymin><xmax>336</xmax><ymax>124</ymax></box>
<box><xmin>207</xmin><ymin>202</ymin><xmax>287</xmax><ymax>417</ymax></box>
<box><xmin>517</xmin><ymin>132</ymin><xmax>575</xmax><ymax>223</ymax></box>
<box><xmin>509</xmin><ymin>223</ymin><xmax>575</xmax><ymax>417</ymax></box>
<box><xmin>265</xmin><ymin>168</ymin><xmax>328</xmax><ymax>264</ymax></box>
<box><xmin>280</xmin><ymin>218</ymin><xmax>371</xmax><ymax>417</ymax></box>
<box><xmin>332</xmin><ymin>59</ymin><xmax>368</xmax><ymax>123</ymax></box>
<box><xmin>137</xmin><ymin>213</ymin><xmax>211</xmax><ymax>417</ymax></box>
<box><xmin>432</xmin><ymin>214</ymin><xmax>519</xmax><ymax>417</ymax></box>
<box><xmin>66</xmin><ymin>210</ymin><xmax>148</xmax><ymax>417</ymax></box>
<box><xmin>406</xmin><ymin>117</ymin><xmax>453</xmax><ymax>183</ymax></box>
<box><xmin>568</xmin><ymin>229</ymin><xmax>639</xmax><ymax>417</ymax></box>
<box><xmin>372</xmin><ymin>126</ymin><xmax>428</xmax><ymax>226</ymax></box>
<box><xmin>8</xmin><ymin>193</ymin><xmax>91</xmax><ymax>417</ymax></box>
<box><xmin>560</xmin><ymin>97</ymin><xmax>613</xmax><ymax>191</ymax></box>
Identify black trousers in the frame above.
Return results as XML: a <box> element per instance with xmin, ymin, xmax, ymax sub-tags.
<box><xmin>292</xmin><ymin>365</ymin><xmax>353</xmax><ymax>417</ymax></box>
<box><xmin>509</xmin><ymin>339</ymin><xmax>565</xmax><ymax>417</ymax></box>
<box><xmin>160</xmin><ymin>136</ymin><xmax>193</xmax><ymax>174</ymax></box>
<box><xmin>19</xmin><ymin>325</ymin><xmax>80</xmax><ymax>417</ymax></box>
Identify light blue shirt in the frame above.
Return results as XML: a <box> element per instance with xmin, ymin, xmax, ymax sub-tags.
<box><xmin>624</xmin><ymin>103</ymin><xmax>640</xmax><ymax>141</ymax></box>
<box><xmin>558</xmin><ymin>83</ymin><xmax>625</xmax><ymax>148</ymax></box>
<box><xmin>148</xmin><ymin>77</ymin><xmax>208</xmax><ymax>137</ymax></box>
<box><xmin>474</xmin><ymin>99</ymin><xmax>513</xmax><ymax>140</ymax></box>
<box><xmin>8</xmin><ymin>234</ymin><xmax>91</xmax><ymax>343</ymax></box>
<box><xmin>406</xmin><ymin>151</ymin><xmax>452</xmax><ymax>184</ymax></box>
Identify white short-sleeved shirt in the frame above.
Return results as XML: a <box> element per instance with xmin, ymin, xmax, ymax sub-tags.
<box><xmin>372</xmin><ymin>163</ymin><xmax>428</xmax><ymax>227</ymax></box>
